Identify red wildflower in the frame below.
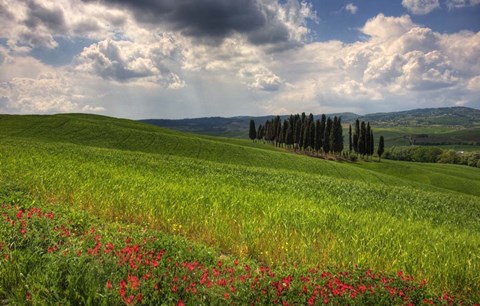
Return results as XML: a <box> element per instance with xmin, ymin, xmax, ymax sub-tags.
<box><xmin>16</xmin><ymin>210</ymin><xmax>23</xmax><ymax>219</ymax></box>
<box><xmin>106</xmin><ymin>280</ymin><xmax>112</xmax><ymax>289</ymax></box>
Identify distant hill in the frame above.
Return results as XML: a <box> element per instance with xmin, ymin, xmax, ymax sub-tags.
<box><xmin>140</xmin><ymin>107</ymin><xmax>480</xmax><ymax>139</ymax></box>
<box><xmin>360</xmin><ymin>107</ymin><xmax>480</xmax><ymax>128</ymax></box>
<box><xmin>140</xmin><ymin>112</ymin><xmax>359</xmax><ymax>138</ymax></box>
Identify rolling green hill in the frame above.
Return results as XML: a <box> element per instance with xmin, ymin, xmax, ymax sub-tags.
<box><xmin>1</xmin><ymin>114</ymin><xmax>479</xmax><ymax>301</ymax></box>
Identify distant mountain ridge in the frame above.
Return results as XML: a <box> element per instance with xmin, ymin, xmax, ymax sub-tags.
<box><xmin>140</xmin><ymin>107</ymin><xmax>480</xmax><ymax>138</ymax></box>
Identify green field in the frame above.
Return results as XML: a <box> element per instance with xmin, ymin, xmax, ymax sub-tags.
<box><xmin>375</xmin><ymin>126</ymin><xmax>480</xmax><ymax>150</ymax></box>
<box><xmin>1</xmin><ymin>114</ymin><xmax>480</xmax><ymax>303</ymax></box>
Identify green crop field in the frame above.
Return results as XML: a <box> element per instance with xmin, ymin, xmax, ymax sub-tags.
<box><xmin>1</xmin><ymin>114</ymin><xmax>479</xmax><ymax>304</ymax></box>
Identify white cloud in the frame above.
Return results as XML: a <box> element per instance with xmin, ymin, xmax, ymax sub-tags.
<box><xmin>467</xmin><ymin>75</ymin><xmax>480</xmax><ymax>91</ymax></box>
<box><xmin>446</xmin><ymin>0</ymin><xmax>480</xmax><ymax>9</ymax></box>
<box><xmin>345</xmin><ymin>3</ymin><xmax>358</xmax><ymax>14</ymax></box>
<box><xmin>0</xmin><ymin>73</ymin><xmax>105</xmax><ymax>113</ymax></box>
<box><xmin>74</xmin><ymin>37</ymin><xmax>186</xmax><ymax>88</ymax></box>
<box><xmin>402</xmin><ymin>0</ymin><xmax>440</xmax><ymax>15</ymax></box>
<box><xmin>361</xmin><ymin>14</ymin><xmax>415</xmax><ymax>40</ymax></box>
<box><xmin>238</xmin><ymin>65</ymin><xmax>282</xmax><ymax>91</ymax></box>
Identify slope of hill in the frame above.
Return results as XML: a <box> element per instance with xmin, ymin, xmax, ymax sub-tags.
<box><xmin>1</xmin><ymin>114</ymin><xmax>479</xmax><ymax>300</ymax></box>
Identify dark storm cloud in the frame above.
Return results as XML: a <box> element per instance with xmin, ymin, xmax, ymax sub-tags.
<box><xmin>86</xmin><ymin>0</ymin><xmax>293</xmax><ymax>45</ymax></box>
<box><xmin>24</xmin><ymin>0</ymin><xmax>67</xmax><ymax>32</ymax></box>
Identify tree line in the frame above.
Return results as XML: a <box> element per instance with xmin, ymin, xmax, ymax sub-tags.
<box><xmin>249</xmin><ymin>113</ymin><xmax>385</xmax><ymax>159</ymax></box>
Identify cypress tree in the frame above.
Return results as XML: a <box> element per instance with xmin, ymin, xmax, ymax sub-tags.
<box><xmin>309</xmin><ymin>120</ymin><xmax>315</xmax><ymax>151</ymax></box>
<box><xmin>303</xmin><ymin>121</ymin><xmax>311</xmax><ymax>150</ymax></box>
<box><xmin>331</xmin><ymin>116</ymin><xmax>339</xmax><ymax>154</ymax></box>
<box><xmin>366</xmin><ymin>122</ymin><xmax>371</xmax><ymax>157</ymax></box>
<box><xmin>323</xmin><ymin>117</ymin><xmax>332</xmax><ymax>154</ymax></box>
<box><xmin>378</xmin><ymin>136</ymin><xmax>385</xmax><ymax>161</ymax></box>
<box><xmin>294</xmin><ymin>120</ymin><xmax>302</xmax><ymax>150</ymax></box>
<box><xmin>359</xmin><ymin>121</ymin><xmax>366</xmax><ymax>156</ymax></box>
<box><xmin>280</xmin><ymin>120</ymin><xmax>289</xmax><ymax>146</ymax></box>
<box><xmin>349</xmin><ymin>124</ymin><xmax>352</xmax><ymax>153</ymax></box>
<box><xmin>314</xmin><ymin>119</ymin><xmax>321</xmax><ymax>152</ymax></box>
<box><xmin>320</xmin><ymin>114</ymin><xmax>326</xmax><ymax>153</ymax></box>
<box><xmin>249</xmin><ymin>119</ymin><xmax>257</xmax><ymax>141</ymax></box>
<box><xmin>354</xmin><ymin>119</ymin><xmax>360</xmax><ymax>154</ymax></box>
<box><xmin>370</xmin><ymin>130</ymin><xmax>374</xmax><ymax>156</ymax></box>
<box><xmin>337</xmin><ymin>117</ymin><xmax>343</xmax><ymax>154</ymax></box>
<box><xmin>256</xmin><ymin>124</ymin><xmax>263</xmax><ymax>141</ymax></box>
<box><xmin>286</xmin><ymin>123</ymin><xmax>294</xmax><ymax>148</ymax></box>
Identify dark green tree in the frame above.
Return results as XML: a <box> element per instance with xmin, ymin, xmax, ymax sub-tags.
<box><xmin>349</xmin><ymin>124</ymin><xmax>352</xmax><ymax>153</ymax></box>
<box><xmin>294</xmin><ymin>119</ymin><xmax>302</xmax><ymax>151</ymax></box>
<box><xmin>309</xmin><ymin>120</ymin><xmax>315</xmax><ymax>151</ymax></box>
<box><xmin>249</xmin><ymin>120</ymin><xmax>257</xmax><ymax>141</ymax></box>
<box><xmin>370</xmin><ymin>130</ymin><xmax>374</xmax><ymax>156</ymax></box>
<box><xmin>337</xmin><ymin>117</ymin><xmax>344</xmax><ymax>153</ymax></box>
<box><xmin>320</xmin><ymin>114</ymin><xmax>326</xmax><ymax>153</ymax></box>
<box><xmin>256</xmin><ymin>124</ymin><xmax>263</xmax><ymax>141</ymax></box>
<box><xmin>366</xmin><ymin>122</ymin><xmax>371</xmax><ymax>158</ymax></box>
<box><xmin>314</xmin><ymin>119</ymin><xmax>321</xmax><ymax>152</ymax></box>
<box><xmin>286</xmin><ymin>123</ymin><xmax>294</xmax><ymax>148</ymax></box>
<box><xmin>353</xmin><ymin>119</ymin><xmax>360</xmax><ymax>154</ymax></box>
<box><xmin>331</xmin><ymin>116</ymin><xmax>339</xmax><ymax>154</ymax></box>
<box><xmin>378</xmin><ymin>136</ymin><xmax>385</xmax><ymax>161</ymax></box>
<box><xmin>359</xmin><ymin>121</ymin><xmax>366</xmax><ymax>156</ymax></box>
<box><xmin>323</xmin><ymin>117</ymin><xmax>332</xmax><ymax>153</ymax></box>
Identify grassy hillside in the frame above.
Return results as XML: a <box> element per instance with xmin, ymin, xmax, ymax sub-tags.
<box><xmin>1</xmin><ymin>114</ymin><xmax>479</xmax><ymax>301</ymax></box>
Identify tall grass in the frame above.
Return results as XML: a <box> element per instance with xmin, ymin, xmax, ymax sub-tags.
<box><xmin>1</xmin><ymin>134</ymin><xmax>479</xmax><ymax>298</ymax></box>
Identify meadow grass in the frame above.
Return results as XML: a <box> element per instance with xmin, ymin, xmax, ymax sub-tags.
<box><xmin>1</xmin><ymin>114</ymin><xmax>479</xmax><ymax>300</ymax></box>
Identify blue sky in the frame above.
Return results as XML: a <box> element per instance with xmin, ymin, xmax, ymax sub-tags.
<box><xmin>310</xmin><ymin>0</ymin><xmax>480</xmax><ymax>42</ymax></box>
<box><xmin>0</xmin><ymin>0</ymin><xmax>479</xmax><ymax>119</ymax></box>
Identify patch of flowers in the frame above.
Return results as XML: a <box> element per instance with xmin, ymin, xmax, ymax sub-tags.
<box><xmin>1</xmin><ymin>202</ymin><xmax>478</xmax><ymax>305</ymax></box>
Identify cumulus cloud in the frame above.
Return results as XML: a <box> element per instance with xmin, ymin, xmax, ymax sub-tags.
<box><xmin>345</xmin><ymin>3</ymin><xmax>358</xmax><ymax>14</ymax></box>
<box><xmin>74</xmin><ymin>36</ymin><xmax>186</xmax><ymax>88</ymax></box>
<box><xmin>361</xmin><ymin>14</ymin><xmax>415</xmax><ymax>40</ymax></box>
<box><xmin>238</xmin><ymin>65</ymin><xmax>282</xmax><ymax>91</ymax></box>
<box><xmin>0</xmin><ymin>73</ymin><xmax>104</xmax><ymax>113</ymax></box>
<box><xmin>402</xmin><ymin>0</ymin><xmax>440</xmax><ymax>15</ymax></box>
<box><xmin>266</xmin><ymin>14</ymin><xmax>480</xmax><ymax>115</ymax></box>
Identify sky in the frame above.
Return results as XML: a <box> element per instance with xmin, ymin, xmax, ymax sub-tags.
<box><xmin>0</xmin><ymin>0</ymin><xmax>479</xmax><ymax>119</ymax></box>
